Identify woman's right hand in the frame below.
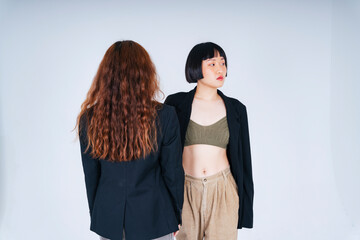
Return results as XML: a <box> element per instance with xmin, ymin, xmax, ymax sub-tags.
<box><xmin>173</xmin><ymin>224</ymin><xmax>181</xmax><ymax>237</ymax></box>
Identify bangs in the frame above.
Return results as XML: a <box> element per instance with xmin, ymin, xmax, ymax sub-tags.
<box><xmin>200</xmin><ymin>45</ymin><xmax>226</xmax><ymax>61</ymax></box>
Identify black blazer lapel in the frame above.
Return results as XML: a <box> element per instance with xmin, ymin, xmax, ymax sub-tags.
<box><xmin>217</xmin><ymin>89</ymin><xmax>241</xmax><ymax>166</ymax></box>
<box><xmin>175</xmin><ymin>87</ymin><xmax>196</xmax><ymax>148</ymax></box>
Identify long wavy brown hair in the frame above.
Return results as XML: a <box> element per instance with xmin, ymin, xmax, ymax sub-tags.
<box><xmin>76</xmin><ymin>41</ymin><xmax>162</xmax><ymax>162</ymax></box>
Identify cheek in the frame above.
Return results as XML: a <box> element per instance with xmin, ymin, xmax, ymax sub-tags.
<box><xmin>200</xmin><ymin>67</ymin><xmax>207</xmax><ymax>78</ymax></box>
<box><xmin>203</xmin><ymin>68</ymin><xmax>215</xmax><ymax>78</ymax></box>
<box><xmin>202</xmin><ymin>68</ymin><xmax>210</xmax><ymax>77</ymax></box>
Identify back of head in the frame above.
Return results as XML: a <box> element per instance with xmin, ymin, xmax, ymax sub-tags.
<box><xmin>77</xmin><ymin>40</ymin><xmax>161</xmax><ymax>162</ymax></box>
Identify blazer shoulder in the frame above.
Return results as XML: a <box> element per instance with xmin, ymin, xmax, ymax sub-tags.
<box><xmin>225</xmin><ymin>95</ymin><xmax>247</xmax><ymax>113</ymax></box>
<box><xmin>156</xmin><ymin>103</ymin><xmax>179</xmax><ymax>137</ymax></box>
<box><xmin>157</xmin><ymin>103</ymin><xmax>177</xmax><ymax>122</ymax></box>
<box><xmin>78</xmin><ymin>109</ymin><xmax>93</xmax><ymax>147</ymax></box>
<box><xmin>79</xmin><ymin>108</ymin><xmax>94</xmax><ymax>135</ymax></box>
<box><xmin>164</xmin><ymin>92</ymin><xmax>188</xmax><ymax>107</ymax></box>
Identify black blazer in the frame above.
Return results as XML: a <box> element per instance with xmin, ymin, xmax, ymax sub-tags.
<box><xmin>164</xmin><ymin>86</ymin><xmax>254</xmax><ymax>229</ymax></box>
<box><xmin>79</xmin><ymin>104</ymin><xmax>184</xmax><ymax>240</ymax></box>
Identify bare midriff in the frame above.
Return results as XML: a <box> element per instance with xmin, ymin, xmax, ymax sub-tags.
<box><xmin>183</xmin><ymin>144</ymin><xmax>230</xmax><ymax>178</ymax></box>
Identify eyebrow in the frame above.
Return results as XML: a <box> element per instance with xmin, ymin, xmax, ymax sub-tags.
<box><xmin>206</xmin><ymin>57</ymin><xmax>225</xmax><ymax>61</ymax></box>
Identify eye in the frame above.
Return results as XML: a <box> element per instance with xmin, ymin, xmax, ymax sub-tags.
<box><xmin>209</xmin><ymin>63</ymin><xmax>215</xmax><ymax>66</ymax></box>
<box><xmin>221</xmin><ymin>62</ymin><xmax>225</xmax><ymax>66</ymax></box>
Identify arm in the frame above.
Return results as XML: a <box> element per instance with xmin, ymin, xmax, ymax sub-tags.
<box><xmin>159</xmin><ymin>107</ymin><xmax>185</xmax><ymax>225</ymax></box>
<box><xmin>79</xmin><ymin>115</ymin><xmax>101</xmax><ymax>216</ymax></box>
<box><xmin>239</xmin><ymin>105</ymin><xmax>254</xmax><ymax>228</ymax></box>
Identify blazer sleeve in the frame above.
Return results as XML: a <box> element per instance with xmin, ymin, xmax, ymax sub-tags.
<box><xmin>79</xmin><ymin>115</ymin><xmax>101</xmax><ymax>216</ymax></box>
<box><xmin>159</xmin><ymin>106</ymin><xmax>185</xmax><ymax>225</ymax></box>
<box><xmin>239</xmin><ymin>104</ymin><xmax>254</xmax><ymax>228</ymax></box>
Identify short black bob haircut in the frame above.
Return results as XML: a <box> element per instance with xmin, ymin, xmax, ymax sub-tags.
<box><xmin>185</xmin><ymin>42</ymin><xmax>227</xmax><ymax>83</ymax></box>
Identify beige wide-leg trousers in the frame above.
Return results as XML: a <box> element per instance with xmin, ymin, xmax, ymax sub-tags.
<box><xmin>176</xmin><ymin>167</ymin><xmax>239</xmax><ymax>240</ymax></box>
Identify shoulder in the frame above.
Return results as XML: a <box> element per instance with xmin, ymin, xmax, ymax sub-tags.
<box><xmin>79</xmin><ymin>108</ymin><xmax>94</xmax><ymax>130</ymax></box>
<box><xmin>156</xmin><ymin>103</ymin><xmax>179</xmax><ymax>133</ymax></box>
<box><xmin>157</xmin><ymin>103</ymin><xmax>175</xmax><ymax>114</ymax></box>
<box><xmin>164</xmin><ymin>92</ymin><xmax>188</xmax><ymax>107</ymax></box>
<box><xmin>79</xmin><ymin>108</ymin><xmax>92</xmax><ymax>132</ymax></box>
<box><xmin>156</xmin><ymin>103</ymin><xmax>177</xmax><ymax>122</ymax></box>
<box><xmin>78</xmin><ymin>108</ymin><xmax>94</xmax><ymax>144</ymax></box>
<box><xmin>221</xmin><ymin>92</ymin><xmax>247</xmax><ymax>114</ymax></box>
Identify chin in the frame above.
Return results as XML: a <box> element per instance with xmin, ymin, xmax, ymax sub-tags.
<box><xmin>199</xmin><ymin>79</ymin><xmax>225</xmax><ymax>89</ymax></box>
<box><xmin>208</xmin><ymin>83</ymin><xmax>223</xmax><ymax>89</ymax></box>
<box><xmin>214</xmin><ymin>81</ymin><xmax>224</xmax><ymax>88</ymax></box>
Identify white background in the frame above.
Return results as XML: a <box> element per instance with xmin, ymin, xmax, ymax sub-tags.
<box><xmin>0</xmin><ymin>0</ymin><xmax>359</xmax><ymax>239</ymax></box>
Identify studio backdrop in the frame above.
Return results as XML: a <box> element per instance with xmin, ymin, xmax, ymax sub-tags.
<box><xmin>0</xmin><ymin>0</ymin><xmax>359</xmax><ymax>239</ymax></box>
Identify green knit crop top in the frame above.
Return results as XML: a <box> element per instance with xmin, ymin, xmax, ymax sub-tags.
<box><xmin>184</xmin><ymin>116</ymin><xmax>229</xmax><ymax>149</ymax></box>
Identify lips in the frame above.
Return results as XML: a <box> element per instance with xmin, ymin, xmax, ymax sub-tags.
<box><xmin>217</xmin><ymin>76</ymin><xmax>224</xmax><ymax>80</ymax></box>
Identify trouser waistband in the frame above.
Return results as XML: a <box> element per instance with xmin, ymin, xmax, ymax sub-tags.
<box><xmin>184</xmin><ymin>167</ymin><xmax>231</xmax><ymax>184</ymax></box>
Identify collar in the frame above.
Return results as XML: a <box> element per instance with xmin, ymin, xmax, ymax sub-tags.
<box><xmin>177</xmin><ymin>86</ymin><xmax>239</xmax><ymax>120</ymax></box>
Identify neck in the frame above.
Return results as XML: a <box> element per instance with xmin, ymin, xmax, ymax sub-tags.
<box><xmin>195</xmin><ymin>82</ymin><xmax>219</xmax><ymax>101</ymax></box>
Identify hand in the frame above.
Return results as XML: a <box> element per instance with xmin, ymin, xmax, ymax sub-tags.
<box><xmin>173</xmin><ymin>224</ymin><xmax>181</xmax><ymax>237</ymax></box>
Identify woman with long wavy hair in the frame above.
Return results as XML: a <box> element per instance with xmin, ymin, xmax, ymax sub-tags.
<box><xmin>76</xmin><ymin>41</ymin><xmax>184</xmax><ymax>240</ymax></box>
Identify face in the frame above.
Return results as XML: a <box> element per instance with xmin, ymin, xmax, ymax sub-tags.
<box><xmin>199</xmin><ymin>51</ymin><xmax>227</xmax><ymax>88</ymax></box>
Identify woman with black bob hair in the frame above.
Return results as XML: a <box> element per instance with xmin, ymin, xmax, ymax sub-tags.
<box><xmin>165</xmin><ymin>42</ymin><xmax>254</xmax><ymax>240</ymax></box>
